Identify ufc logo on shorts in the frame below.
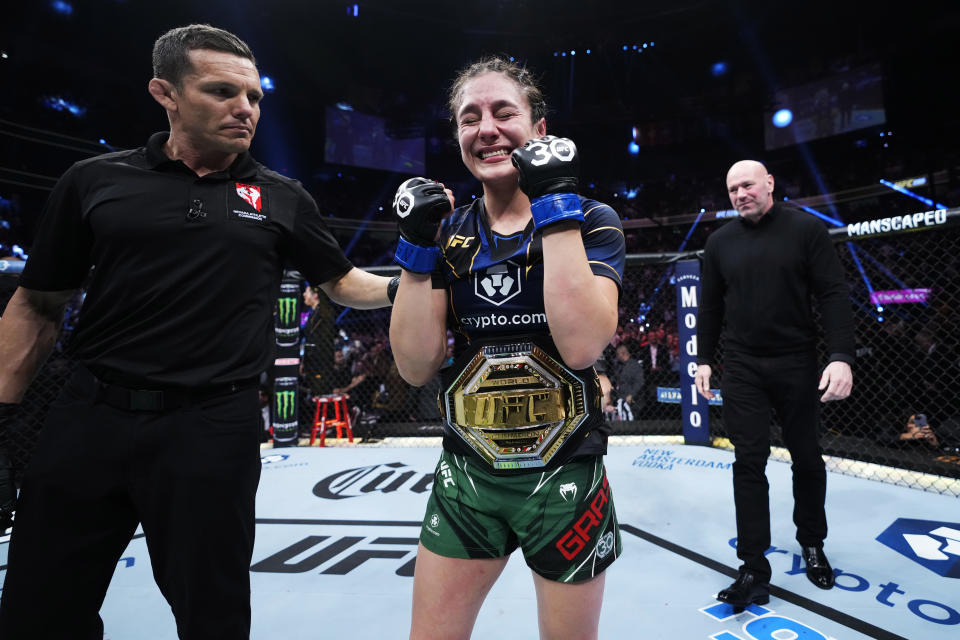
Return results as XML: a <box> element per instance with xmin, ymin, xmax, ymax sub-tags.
<box><xmin>438</xmin><ymin>461</ymin><xmax>455</xmax><ymax>488</ymax></box>
<box><xmin>555</xmin><ymin>473</ymin><xmax>610</xmax><ymax>560</ymax></box>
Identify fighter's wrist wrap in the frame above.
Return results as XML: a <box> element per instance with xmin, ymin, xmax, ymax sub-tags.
<box><xmin>394</xmin><ymin>236</ymin><xmax>440</xmax><ymax>273</ymax></box>
<box><xmin>530</xmin><ymin>193</ymin><xmax>583</xmax><ymax>230</ymax></box>
<box><xmin>386</xmin><ymin>275</ymin><xmax>400</xmax><ymax>304</ymax></box>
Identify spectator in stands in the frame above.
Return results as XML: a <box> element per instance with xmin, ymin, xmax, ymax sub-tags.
<box><xmin>642</xmin><ymin>325</ymin><xmax>672</xmax><ymax>392</ymax></box>
<box><xmin>595</xmin><ymin>356</ymin><xmax>617</xmax><ymax>419</ymax></box>
<box><xmin>0</xmin><ymin>25</ymin><xmax>394</xmax><ymax>638</ymax></box>
<box><xmin>328</xmin><ymin>348</ymin><xmax>354</xmax><ymax>392</ymax></box>
<box><xmin>909</xmin><ymin>327</ymin><xmax>959</xmax><ymax>435</ymax></box>
<box><xmin>611</xmin><ymin>343</ymin><xmax>645</xmax><ymax>421</ymax></box>
<box><xmin>301</xmin><ymin>285</ymin><xmax>337</xmax><ymax>395</ymax></box>
<box><xmin>897</xmin><ymin>413</ymin><xmax>939</xmax><ymax>448</ymax></box>
<box><xmin>695</xmin><ymin>159</ymin><xmax>855</xmax><ymax>610</ymax></box>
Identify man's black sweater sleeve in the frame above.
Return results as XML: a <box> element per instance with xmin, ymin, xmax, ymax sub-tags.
<box><xmin>806</xmin><ymin>222</ymin><xmax>856</xmax><ymax>364</ymax></box>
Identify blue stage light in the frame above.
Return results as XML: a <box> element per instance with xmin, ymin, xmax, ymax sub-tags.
<box><xmin>772</xmin><ymin>109</ymin><xmax>793</xmax><ymax>128</ymax></box>
<box><xmin>628</xmin><ymin>141</ymin><xmax>640</xmax><ymax>155</ymax></box>
<box><xmin>585</xmin><ymin>49</ymin><xmax>591</xmax><ymax>55</ymax></box>
<box><xmin>879</xmin><ymin>178</ymin><xmax>947</xmax><ymax>209</ymax></box>
<box><xmin>570</xmin><ymin>50</ymin><xmax>576</xmax><ymax>56</ymax></box>
<box><xmin>260</xmin><ymin>76</ymin><xmax>274</xmax><ymax>92</ymax></box>
<box><xmin>51</xmin><ymin>1</ymin><xmax>73</xmax><ymax>16</ymax></box>
<box><xmin>43</xmin><ymin>96</ymin><xmax>85</xmax><ymax>117</ymax></box>
<box><xmin>335</xmin><ymin>102</ymin><xmax>353</xmax><ymax>111</ymax></box>
<box><xmin>622</xmin><ymin>45</ymin><xmax>628</xmax><ymax>51</ymax></box>
<box><xmin>711</xmin><ymin>61</ymin><xmax>728</xmax><ymax>76</ymax></box>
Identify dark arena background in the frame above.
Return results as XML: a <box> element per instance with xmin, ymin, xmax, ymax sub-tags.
<box><xmin>1</xmin><ymin>2</ymin><xmax>959</xmax><ymax>639</ymax></box>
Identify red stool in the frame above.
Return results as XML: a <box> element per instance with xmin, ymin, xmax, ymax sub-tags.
<box><xmin>311</xmin><ymin>394</ymin><xmax>354</xmax><ymax>446</ymax></box>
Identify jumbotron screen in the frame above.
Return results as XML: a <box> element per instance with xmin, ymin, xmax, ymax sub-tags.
<box><xmin>764</xmin><ymin>63</ymin><xmax>886</xmax><ymax>150</ymax></box>
<box><xmin>323</xmin><ymin>107</ymin><xmax>425</xmax><ymax>174</ymax></box>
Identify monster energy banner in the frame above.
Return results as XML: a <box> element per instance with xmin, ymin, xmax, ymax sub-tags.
<box><xmin>272</xmin><ymin>271</ymin><xmax>302</xmax><ymax>446</ymax></box>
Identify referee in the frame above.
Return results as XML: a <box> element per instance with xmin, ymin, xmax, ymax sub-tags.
<box><xmin>0</xmin><ymin>25</ymin><xmax>393</xmax><ymax>639</ymax></box>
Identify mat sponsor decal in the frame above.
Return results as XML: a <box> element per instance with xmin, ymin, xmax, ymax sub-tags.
<box><xmin>877</xmin><ymin>518</ymin><xmax>960</xmax><ymax>579</ymax></box>
<box><xmin>701</xmin><ymin>601</ymin><xmax>832</xmax><ymax>640</ymax></box>
<box><xmin>631</xmin><ymin>448</ymin><xmax>731</xmax><ymax>471</ymax></box>
<box><xmin>250</xmin><ymin>523</ymin><xmax>421</xmax><ymax>577</ymax></box>
<box><xmin>312</xmin><ymin>462</ymin><xmax>434</xmax><ymax>499</ymax></box>
<box><xmin>726</xmin><ymin>536</ymin><xmax>960</xmax><ymax>628</ymax></box>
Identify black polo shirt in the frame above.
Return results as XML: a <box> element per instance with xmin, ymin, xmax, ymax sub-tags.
<box><xmin>20</xmin><ymin>132</ymin><xmax>353</xmax><ymax>387</ymax></box>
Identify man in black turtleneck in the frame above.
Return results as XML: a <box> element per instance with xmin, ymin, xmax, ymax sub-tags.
<box><xmin>695</xmin><ymin>160</ymin><xmax>855</xmax><ymax>609</ymax></box>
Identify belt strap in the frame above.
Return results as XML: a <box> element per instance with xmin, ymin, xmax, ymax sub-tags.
<box><xmin>94</xmin><ymin>378</ymin><xmax>256</xmax><ymax>412</ymax></box>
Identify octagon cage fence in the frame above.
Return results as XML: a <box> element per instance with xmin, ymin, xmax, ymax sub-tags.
<box><xmin>1</xmin><ymin>207</ymin><xmax>958</xmax><ymax>497</ymax></box>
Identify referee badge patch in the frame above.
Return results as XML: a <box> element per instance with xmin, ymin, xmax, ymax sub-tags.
<box><xmin>231</xmin><ymin>183</ymin><xmax>270</xmax><ymax>223</ymax></box>
<box><xmin>236</xmin><ymin>183</ymin><xmax>262</xmax><ymax>211</ymax></box>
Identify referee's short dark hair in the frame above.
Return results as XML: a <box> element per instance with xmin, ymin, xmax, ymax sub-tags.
<box><xmin>152</xmin><ymin>24</ymin><xmax>256</xmax><ymax>88</ymax></box>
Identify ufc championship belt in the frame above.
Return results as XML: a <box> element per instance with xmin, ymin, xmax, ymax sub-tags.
<box><xmin>440</xmin><ymin>339</ymin><xmax>599</xmax><ymax>471</ymax></box>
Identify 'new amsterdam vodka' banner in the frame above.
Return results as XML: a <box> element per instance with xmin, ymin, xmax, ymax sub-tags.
<box><xmin>675</xmin><ymin>259</ymin><xmax>710</xmax><ymax>445</ymax></box>
<box><xmin>272</xmin><ymin>270</ymin><xmax>302</xmax><ymax>446</ymax></box>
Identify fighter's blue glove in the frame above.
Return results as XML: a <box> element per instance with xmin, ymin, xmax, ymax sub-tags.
<box><xmin>511</xmin><ymin>135</ymin><xmax>582</xmax><ymax>231</ymax></box>
<box><xmin>392</xmin><ymin>178</ymin><xmax>451</xmax><ymax>273</ymax></box>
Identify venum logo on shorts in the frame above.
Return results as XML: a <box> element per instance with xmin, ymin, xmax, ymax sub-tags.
<box><xmin>595</xmin><ymin>532</ymin><xmax>615</xmax><ymax>559</ymax></box>
<box><xmin>559</xmin><ymin>482</ymin><xmax>577</xmax><ymax>502</ymax></box>
<box><xmin>556</xmin><ymin>473</ymin><xmax>610</xmax><ymax>560</ymax></box>
<box><xmin>474</xmin><ymin>261</ymin><xmax>521</xmax><ymax>306</ymax></box>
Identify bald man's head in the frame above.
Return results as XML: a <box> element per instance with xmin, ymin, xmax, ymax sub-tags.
<box><xmin>726</xmin><ymin>160</ymin><xmax>774</xmax><ymax>221</ymax></box>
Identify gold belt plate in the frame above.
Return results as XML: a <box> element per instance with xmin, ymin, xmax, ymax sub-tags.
<box><xmin>442</xmin><ymin>341</ymin><xmax>590</xmax><ymax>470</ymax></box>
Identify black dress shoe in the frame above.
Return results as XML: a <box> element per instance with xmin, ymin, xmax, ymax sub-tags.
<box><xmin>801</xmin><ymin>545</ymin><xmax>835</xmax><ymax>589</ymax></box>
<box><xmin>717</xmin><ymin>570</ymin><xmax>770</xmax><ymax>611</ymax></box>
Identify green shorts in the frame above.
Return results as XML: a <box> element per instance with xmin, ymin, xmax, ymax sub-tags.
<box><xmin>419</xmin><ymin>450</ymin><xmax>622</xmax><ymax>583</ymax></box>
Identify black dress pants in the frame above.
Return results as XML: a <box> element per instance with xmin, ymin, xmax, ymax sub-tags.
<box><xmin>0</xmin><ymin>367</ymin><xmax>262</xmax><ymax>639</ymax></box>
<box><xmin>721</xmin><ymin>350</ymin><xmax>828</xmax><ymax>581</ymax></box>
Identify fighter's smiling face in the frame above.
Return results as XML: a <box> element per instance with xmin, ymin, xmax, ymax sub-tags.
<box><xmin>455</xmin><ymin>71</ymin><xmax>546</xmax><ymax>187</ymax></box>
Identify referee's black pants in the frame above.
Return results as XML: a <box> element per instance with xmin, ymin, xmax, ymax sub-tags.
<box><xmin>720</xmin><ymin>350</ymin><xmax>828</xmax><ymax>581</ymax></box>
<box><xmin>0</xmin><ymin>366</ymin><xmax>262</xmax><ymax>639</ymax></box>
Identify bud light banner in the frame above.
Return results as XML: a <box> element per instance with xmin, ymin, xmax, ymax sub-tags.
<box><xmin>674</xmin><ymin>260</ymin><xmax>710</xmax><ymax>445</ymax></box>
<box><xmin>272</xmin><ymin>271</ymin><xmax>302</xmax><ymax>446</ymax></box>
